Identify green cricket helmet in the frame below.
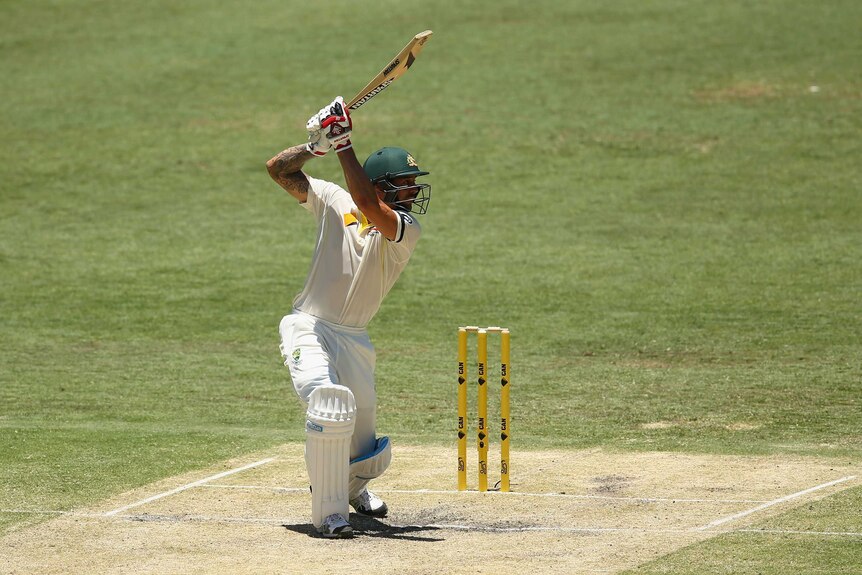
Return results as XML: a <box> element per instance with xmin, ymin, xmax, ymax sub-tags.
<box><xmin>363</xmin><ymin>147</ymin><xmax>431</xmax><ymax>214</ymax></box>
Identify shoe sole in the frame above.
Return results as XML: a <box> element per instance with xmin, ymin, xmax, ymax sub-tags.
<box><xmin>351</xmin><ymin>504</ymin><xmax>388</xmax><ymax>518</ymax></box>
<box><xmin>319</xmin><ymin>525</ymin><xmax>354</xmax><ymax>539</ymax></box>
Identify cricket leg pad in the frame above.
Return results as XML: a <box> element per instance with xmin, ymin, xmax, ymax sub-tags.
<box><xmin>348</xmin><ymin>436</ymin><xmax>392</xmax><ymax>500</ymax></box>
<box><xmin>305</xmin><ymin>385</ymin><xmax>356</xmax><ymax>529</ymax></box>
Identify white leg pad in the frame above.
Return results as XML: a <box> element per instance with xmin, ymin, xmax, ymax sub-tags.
<box><xmin>348</xmin><ymin>436</ymin><xmax>392</xmax><ymax>500</ymax></box>
<box><xmin>305</xmin><ymin>385</ymin><xmax>356</xmax><ymax>528</ymax></box>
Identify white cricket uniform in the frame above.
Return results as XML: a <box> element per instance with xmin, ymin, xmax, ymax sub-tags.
<box><xmin>279</xmin><ymin>176</ymin><xmax>421</xmax><ymax>457</ymax></box>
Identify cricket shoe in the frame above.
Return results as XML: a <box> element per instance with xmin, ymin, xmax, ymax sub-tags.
<box><xmin>317</xmin><ymin>513</ymin><xmax>353</xmax><ymax>539</ymax></box>
<box><xmin>350</xmin><ymin>489</ymin><xmax>388</xmax><ymax>518</ymax></box>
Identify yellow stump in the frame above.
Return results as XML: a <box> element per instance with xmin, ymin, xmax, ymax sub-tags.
<box><xmin>477</xmin><ymin>329</ymin><xmax>489</xmax><ymax>492</ymax></box>
<box><xmin>500</xmin><ymin>329</ymin><xmax>511</xmax><ymax>492</ymax></box>
<box><xmin>457</xmin><ymin>328</ymin><xmax>468</xmax><ymax>491</ymax></box>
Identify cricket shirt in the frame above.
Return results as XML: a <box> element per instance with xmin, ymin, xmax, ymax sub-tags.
<box><xmin>290</xmin><ymin>176</ymin><xmax>421</xmax><ymax>328</ymax></box>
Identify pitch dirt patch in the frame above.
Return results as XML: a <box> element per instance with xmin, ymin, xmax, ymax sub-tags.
<box><xmin>2</xmin><ymin>445</ymin><xmax>859</xmax><ymax>575</ymax></box>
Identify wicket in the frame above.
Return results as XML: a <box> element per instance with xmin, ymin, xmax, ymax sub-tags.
<box><xmin>457</xmin><ymin>326</ymin><xmax>510</xmax><ymax>492</ymax></box>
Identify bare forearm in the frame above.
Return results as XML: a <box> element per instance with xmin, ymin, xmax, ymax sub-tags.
<box><xmin>267</xmin><ymin>144</ymin><xmax>311</xmax><ymax>174</ymax></box>
<box><xmin>337</xmin><ymin>148</ymin><xmax>378</xmax><ymax>210</ymax></box>
<box><xmin>337</xmin><ymin>149</ymin><xmax>399</xmax><ymax>240</ymax></box>
<box><xmin>266</xmin><ymin>145</ymin><xmax>312</xmax><ymax>201</ymax></box>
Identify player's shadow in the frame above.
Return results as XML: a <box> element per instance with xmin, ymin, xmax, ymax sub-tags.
<box><xmin>283</xmin><ymin>515</ymin><xmax>444</xmax><ymax>542</ymax></box>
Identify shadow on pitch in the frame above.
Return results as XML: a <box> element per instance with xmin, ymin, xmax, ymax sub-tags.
<box><xmin>283</xmin><ymin>515</ymin><xmax>445</xmax><ymax>542</ymax></box>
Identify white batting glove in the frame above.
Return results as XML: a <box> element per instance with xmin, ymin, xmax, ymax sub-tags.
<box><xmin>305</xmin><ymin>107</ymin><xmax>332</xmax><ymax>156</ymax></box>
<box><xmin>317</xmin><ymin>96</ymin><xmax>353</xmax><ymax>153</ymax></box>
<box><xmin>305</xmin><ymin>127</ymin><xmax>331</xmax><ymax>157</ymax></box>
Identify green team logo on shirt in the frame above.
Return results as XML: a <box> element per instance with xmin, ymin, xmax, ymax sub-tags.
<box><xmin>292</xmin><ymin>348</ymin><xmax>301</xmax><ymax>365</ymax></box>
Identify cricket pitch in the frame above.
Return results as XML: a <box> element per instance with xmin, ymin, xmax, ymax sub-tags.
<box><xmin>2</xmin><ymin>444</ymin><xmax>859</xmax><ymax>575</ymax></box>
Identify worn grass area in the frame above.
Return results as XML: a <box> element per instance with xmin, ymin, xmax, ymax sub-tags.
<box><xmin>1</xmin><ymin>0</ymin><xmax>860</xmax><ymax>571</ymax></box>
<box><xmin>627</xmin><ymin>486</ymin><xmax>862</xmax><ymax>575</ymax></box>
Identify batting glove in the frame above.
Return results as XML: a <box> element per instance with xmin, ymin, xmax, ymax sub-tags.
<box><xmin>318</xmin><ymin>96</ymin><xmax>353</xmax><ymax>153</ymax></box>
<box><xmin>305</xmin><ymin>127</ymin><xmax>331</xmax><ymax>157</ymax></box>
<box><xmin>305</xmin><ymin>106</ymin><xmax>333</xmax><ymax>157</ymax></box>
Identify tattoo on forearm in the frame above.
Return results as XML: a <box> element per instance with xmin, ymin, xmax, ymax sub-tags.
<box><xmin>267</xmin><ymin>145</ymin><xmax>312</xmax><ymax>197</ymax></box>
<box><xmin>270</xmin><ymin>145</ymin><xmax>310</xmax><ymax>173</ymax></box>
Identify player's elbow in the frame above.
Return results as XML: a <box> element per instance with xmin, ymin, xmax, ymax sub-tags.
<box><xmin>352</xmin><ymin>194</ymin><xmax>381</xmax><ymax>215</ymax></box>
<box><xmin>265</xmin><ymin>157</ymin><xmax>280</xmax><ymax>180</ymax></box>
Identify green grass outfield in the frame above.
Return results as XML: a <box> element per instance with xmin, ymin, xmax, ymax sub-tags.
<box><xmin>2</xmin><ymin>0</ymin><xmax>860</xmax><ymax>571</ymax></box>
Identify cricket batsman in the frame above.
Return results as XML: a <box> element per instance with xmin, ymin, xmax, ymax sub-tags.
<box><xmin>266</xmin><ymin>97</ymin><xmax>430</xmax><ymax>538</ymax></box>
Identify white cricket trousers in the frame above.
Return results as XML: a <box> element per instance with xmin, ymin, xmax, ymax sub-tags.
<box><xmin>279</xmin><ymin>310</ymin><xmax>378</xmax><ymax>458</ymax></box>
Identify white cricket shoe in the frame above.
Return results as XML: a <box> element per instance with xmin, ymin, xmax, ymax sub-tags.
<box><xmin>350</xmin><ymin>488</ymin><xmax>388</xmax><ymax>518</ymax></box>
<box><xmin>317</xmin><ymin>513</ymin><xmax>353</xmax><ymax>539</ymax></box>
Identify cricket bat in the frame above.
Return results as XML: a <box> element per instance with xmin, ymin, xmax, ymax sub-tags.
<box><xmin>346</xmin><ymin>30</ymin><xmax>433</xmax><ymax>111</ymax></box>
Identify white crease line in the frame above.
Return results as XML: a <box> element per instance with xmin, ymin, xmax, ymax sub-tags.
<box><xmin>198</xmin><ymin>484</ymin><xmax>768</xmax><ymax>504</ymax></box>
<box><xmin>6</xmin><ymin>509</ymin><xmax>861</xmax><ymax>538</ymax></box>
<box><xmin>424</xmin><ymin>523</ymin><xmax>694</xmax><ymax>534</ymax></box>
<box><xmin>106</xmin><ymin>513</ymin><xmax>690</xmax><ymax>533</ymax></box>
<box><xmin>103</xmin><ymin>458</ymin><xmax>275</xmax><ymax>517</ymax></box>
<box><xmin>696</xmin><ymin>475</ymin><xmax>857</xmax><ymax>531</ymax></box>
<box><xmin>738</xmin><ymin>528</ymin><xmax>862</xmax><ymax>537</ymax></box>
<box><xmin>91</xmin><ymin>515</ymin><xmax>862</xmax><ymax>538</ymax></box>
<box><xmin>119</xmin><ymin>513</ymin><xmax>285</xmax><ymax>525</ymax></box>
<box><xmin>201</xmin><ymin>485</ymin><xmax>307</xmax><ymax>493</ymax></box>
<box><xmin>2</xmin><ymin>509</ymin><xmax>105</xmax><ymax>518</ymax></box>
<box><xmin>381</xmin><ymin>488</ymin><xmax>769</xmax><ymax>504</ymax></box>
<box><xmin>426</xmin><ymin>524</ymin><xmax>862</xmax><ymax>537</ymax></box>
<box><xmin>1</xmin><ymin>509</ymin><xmax>68</xmax><ymax>516</ymax></box>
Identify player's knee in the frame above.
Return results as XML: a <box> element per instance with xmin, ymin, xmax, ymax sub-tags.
<box><xmin>306</xmin><ymin>385</ymin><xmax>356</xmax><ymax>435</ymax></box>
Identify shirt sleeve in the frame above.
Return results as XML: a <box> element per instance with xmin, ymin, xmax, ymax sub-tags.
<box><xmin>386</xmin><ymin>211</ymin><xmax>422</xmax><ymax>263</ymax></box>
<box><xmin>302</xmin><ymin>176</ymin><xmax>345</xmax><ymax>219</ymax></box>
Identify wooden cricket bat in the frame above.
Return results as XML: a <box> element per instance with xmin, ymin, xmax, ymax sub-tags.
<box><xmin>346</xmin><ymin>30</ymin><xmax>433</xmax><ymax>111</ymax></box>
